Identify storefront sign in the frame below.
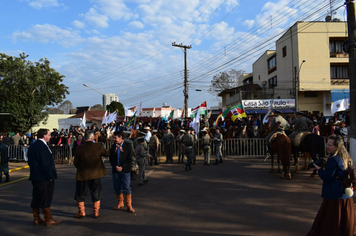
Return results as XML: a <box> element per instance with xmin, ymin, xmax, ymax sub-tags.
<box><xmin>242</xmin><ymin>99</ymin><xmax>295</xmax><ymax>109</ymax></box>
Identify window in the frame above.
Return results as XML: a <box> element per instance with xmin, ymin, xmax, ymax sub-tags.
<box><xmin>268</xmin><ymin>56</ymin><xmax>276</xmax><ymax>70</ymax></box>
<box><xmin>304</xmin><ymin>92</ymin><xmax>318</xmax><ymax>98</ymax></box>
<box><xmin>282</xmin><ymin>46</ymin><xmax>287</xmax><ymax>57</ymax></box>
<box><xmin>330</xmin><ymin>65</ymin><xmax>349</xmax><ymax>79</ymax></box>
<box><xmin>267</xmin><ymin>55</ymin><xmax>277</xmax><ymax>74</ymax></box>
<box><xmin>268</xmin><ymin>76</ymin><xmax>277</xmax><ymax>89</ymax></box>
<box><xmin>330</xmin><ymin>38</ymin><xmax>347</xmax><ymax>57</ymax></box>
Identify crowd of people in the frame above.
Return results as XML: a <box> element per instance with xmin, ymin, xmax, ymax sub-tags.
<box><xmin>1</xmin><ymin>108</ymin><xmax>354</xmax><ymax>234</ymax></box>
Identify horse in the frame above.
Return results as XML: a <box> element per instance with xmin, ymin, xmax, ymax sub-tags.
<box><xmin>291</xmin><ymin>133</ymin><xmax>326</xmax><ymax>175</ymax></box>
<box><xmin>319</xmin><ymin>123</ymin><xmax>331</xmax><ymax>137</ymax></box>
<box><xmin>270</xmin><ymin>133</ymin><xmax>292</xmax><ymax>179</ymax></box>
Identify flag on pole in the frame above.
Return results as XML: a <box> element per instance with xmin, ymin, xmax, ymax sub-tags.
<box><xmin>125</xmin><ymin>112</ymin><xmax>136</xmax><ymax>128</ymax></box>
<box><xmin>207</xmin><ymin>109</ymin><xmax>212</xmax><ymax>119</ymax></box>
<box><xmin>101</xmin><ymin>110</ymin><xmax>108</xmax><ymax>125</ymax></box>
<box><xmin>181</xmin><ymin>106</ymin><xmax>185</xmax><ymax>118</ymax></box>
<box><xmin>331</xmin><ymin>98</ymin><xmax>349</xmax><ymax>115</ymax></box>
<box><xmin>168</xmin><ymin>110</ymin><xmax>174</xmax><ymax>122</ymax></box>
<box><xmin>262</xmin><ymin>100</ymin><xmax>273</xmax><ymax>124</ymax></box>
<box><xmin>191</xmin><ymin>101</ymin><xmax>207</xmax><ymax>118</ymax></box>
<box><xmin>214</xmin><ymin>112</ymin><xmax>223</xmax><ymax>126</ymax></box>
<box><xmin>125</xmin><ymin>106</ymin><xmax>137</xmax><ymax>116</ymax></box>
<box><xmin>81</xmin><ymin>112</ymin><xmax>86</xmax><ymax>129</ymax></box>
<box><xmin>107</xmin><ymin>111</ymin><xmax>117</xmax><ymax>123</ymax></box>
<box><xmin>222</xmin><ymin>104</ymin><xmax>246</xmax><ymax>122</ymax></box>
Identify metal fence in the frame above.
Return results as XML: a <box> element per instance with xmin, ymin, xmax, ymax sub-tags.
<box><xmin>7</xmin><ymin>138</ymin><xmax>268</xmax><ymax>163</ymax></box>
<box><xmin>12</xmin><ymin>137</ymin><xmax>350</xmax><ymax>163</ymax></box>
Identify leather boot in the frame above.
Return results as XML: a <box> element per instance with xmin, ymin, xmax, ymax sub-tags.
<box><xmin>219</xmin><ymin>158</ymin><xmax>223</xmax><ymax>163</ymax></box>
<box><xmin>125</xmin><ymin>194</ymin><xmax>135</xmax><ymax>213</ymax></box>
<box><xmin>93</xmin><ymin>201</ymin><xmax>100</xmax><ymax>218</ymax></box>
<box><xmin>212</xmin><ymin>160</ymin><xmax>219</xmax><ymax>165</ymax></box>
<box><xmin>4</xmin><ymin>174</ymin><xmax>9</xmax><ymax>183</ymax></box>
<box><xmin>113</xmin><ymin>194</ymin><xmax>124</xmax><ymax>210</ymax></box>
<box><xmin>32</xmin><ymin>208</ymin><xmax>44</xmax><ymax>226</ymax></box>
<box><xmin>42</xmin><ymin>207</ymin><xmax>61</xmax><ymax>226</ymax></box>
<box><xmin>74</xmin><ymin>202</ymin><xmax>85</xmax><ymax>218</ymax></box>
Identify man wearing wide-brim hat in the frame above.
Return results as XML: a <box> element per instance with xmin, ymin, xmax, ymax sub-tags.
<box><xmin>143</xmin><ymin>127</ymin><xmax>151</xmax><ymax>143</ymax></box>
<box><xmin>288</xmin><ymin>111</ymin><xmax>312</xmax><ymax>145</ymax></box>
<box><xmin>264</xmin><ymin>110</ymin><xmax>289</xmax><ymax>159</ymax></box>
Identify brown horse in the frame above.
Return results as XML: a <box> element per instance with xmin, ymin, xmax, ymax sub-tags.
<box><xmin>270</xmin><ymin>133</ymin><xmax>292</xmax><ymax>179</ymax></box>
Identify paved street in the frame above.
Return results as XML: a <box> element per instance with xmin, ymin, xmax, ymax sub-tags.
<box><xmin>0</xmin><ymin>155</ymin><xmax>339</xmax><ymax>236</ymax></box>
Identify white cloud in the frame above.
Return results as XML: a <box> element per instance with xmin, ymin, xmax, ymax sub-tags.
<box><xmin>83</xmin><ymin>8</ymin><xmax>110</xmax><ymax>28</ymax></box>
<box><xmin>72</xmin><ymin>20</ymin><xmax>86</xmax><ymax>29</ymax></box>
<box><xmin>12</xmin><ymin>24</ymin><xmax>84</xmax><ymax>48</ymax></box>
<box><xmin>128</xmin><ymin>21</ymin><xmax>145</xmax><ymax>29</ymax></box>
<box><xmin>26</xmin><ymin>0</ymin><xmax>60</xmax><ymax>9</ymax></box>
<box><xmin>243</xmin><ymin>19</ymin><xmax>255</xmax><ymax>29</ymax></box>
<box><xmin>96</xmin><ymin>0</ymin><xmax>134</xmax><ymax>21</ymax></box>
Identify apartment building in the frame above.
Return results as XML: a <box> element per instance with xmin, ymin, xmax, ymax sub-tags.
<box><xmin>219</xmin><ymin>21</ymin><xmax>350</xmax><ymax>116</ymax></box>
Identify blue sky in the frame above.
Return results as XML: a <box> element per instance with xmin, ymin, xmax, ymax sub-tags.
<box><xmin>0</xmin><ymin>0</ymin><xmax>346</xmax><ymax>110</ymax></box>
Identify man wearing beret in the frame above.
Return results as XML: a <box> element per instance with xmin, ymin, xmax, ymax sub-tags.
<box><xmin>212</xmin><ymin>127</ymin><xmax>224</xmax><ymax>165</ymax></box>
<box><xmin>162</xmin><ymin>126</ymin><xmax>175</xmax><ymax>163</ymax></box>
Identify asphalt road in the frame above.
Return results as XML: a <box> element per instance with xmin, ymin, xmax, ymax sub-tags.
<box><xmin>0</xmin><ymin>155</ymin><xmax>344</xmax><ymax>236</ymax></box>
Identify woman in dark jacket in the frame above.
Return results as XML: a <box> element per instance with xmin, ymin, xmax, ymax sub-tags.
<box><xmin>307</xmin><ymin>134</ymin><xmax>355</xmax><ymax>236</ymax></box>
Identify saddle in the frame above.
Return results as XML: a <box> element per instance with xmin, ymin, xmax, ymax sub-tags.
<box><xmin>269</xmin><ymin>131</ymin><xmax>287</xmax><ymax>144</ymax></box>
<box><xmin>293</xmin><ymin>131</ymin><xmax>311</xmax><ymax>147</ymax></box>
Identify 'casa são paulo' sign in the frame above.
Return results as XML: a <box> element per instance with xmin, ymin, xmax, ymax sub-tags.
<box><xmin>242</xmin><ymin>99</ymin><xmax>295</xmax><ymax>109</ymax></box>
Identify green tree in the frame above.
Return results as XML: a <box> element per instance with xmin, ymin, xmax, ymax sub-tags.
<box><xmin>0</xmin><ymin>53</ymin><xmax>69</xmax><ymax>133</ymax></box>
<box><xmin>58</xmin><ymin>100</ymin><xmax>73</xmax><ymax>114</ymax></box>
<box><xmin>106</xmin><ymin>101</ymin><xmax>124</xmax><ymax>116</ymax></box>
<box><xmin>90</xmin><ymin>104</ymin><xmax>104</xmax><ymax>111</ymax></box>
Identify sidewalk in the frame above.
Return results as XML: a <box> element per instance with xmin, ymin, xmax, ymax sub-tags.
<box><xmin>8</xmin><ymin>161</ymin><xmax>29</xmax><ymax>172</ymax></box>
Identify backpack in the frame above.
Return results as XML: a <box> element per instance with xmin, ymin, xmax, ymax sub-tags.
<box><xmin>337</xmin><ymin>161</ymin><xmax>356</xmax><ymax>189</ymax></box>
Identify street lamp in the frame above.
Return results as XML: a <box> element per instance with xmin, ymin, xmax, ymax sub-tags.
<box><xmin>295</xmin><ymin>60</ymin><xmax>306</xmax><ymax>111</ymax></box>
<box><xmin>83</xmin><ymin>83</ymin><xmax>104</xmax><ymax>95</ymax></box>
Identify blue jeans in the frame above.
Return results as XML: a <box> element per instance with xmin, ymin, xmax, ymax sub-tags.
<box><xmin>112</xmin><ymin>172</ymin><xmax>131</xmax><ymax>195</ymax></box>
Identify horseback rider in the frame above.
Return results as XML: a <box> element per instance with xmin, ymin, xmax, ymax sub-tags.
<box><xmin>288</xmin><ymin>111</ymin><xmax>312</xmax><ymax>145</ymax></box>
<box><xmin>265</xmin><ymin>110</ymin><xmax>289</xmax><ymax>159</ymax></box>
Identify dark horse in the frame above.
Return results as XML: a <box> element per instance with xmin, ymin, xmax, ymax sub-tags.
<box><xmin>270</xmin><ymin>133</ymin><xmax>292</xmax><ymax>179</ymax></box>
<box><xmin>291</xmin><ymin>133</ymin><xmax>325</xmax><ymax>175</ymax></box>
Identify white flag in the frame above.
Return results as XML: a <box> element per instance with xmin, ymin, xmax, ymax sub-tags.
<box><xmin>81</xmin><ymin>112</ymin><xmax>86</xmax><ymax>129</ymax></box>
<box><xmin>331</xmin><ymin>98</ymin><xmax>349</xmax><ymax>115</ymax></box>
<box><xmin>101</xmin><ymin>110</ymin><xmax>108</xmax><ymax>125</ymax></box>
<box><xmin>263</xmin><ymin>100</ymin><xmax>273</xmax><ymax>124</ymax></box>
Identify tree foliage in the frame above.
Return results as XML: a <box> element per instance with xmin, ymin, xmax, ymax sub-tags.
<box><xmin>106</xmin><ymin>101</ymin><xmax>124</xmax><ymax>116</ymax></box>
<box><xmin>90</xmin><ymin>104</ymin><xmax>104</xmax><ymax>111</ymax></box>
<box><xmin>208</xmin><ymin>69</ymin><xmax>244</xmax><ymax>96</ymax></box>
<box><xmin>58</xmin><ymin>100</ymin><xmax>73</xmax><ymax>114</ymax></box>
<box><xmin>48</xmin><ymin>108</ymin><xmax>64</xmax><ymax>114</ymax></box>
<box><xmin>0</xmin><ymin>53</ymin><xmax>69</xmax><ymax>133</ymax></box>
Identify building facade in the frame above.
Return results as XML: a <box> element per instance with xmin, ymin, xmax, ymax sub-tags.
<box><xmin>219</xmin><ymin>21</ymin><xmax>349</xmax><ymax>116</ymax></box>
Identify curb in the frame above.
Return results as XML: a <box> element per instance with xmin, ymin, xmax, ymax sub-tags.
<box><xmin>9</xmin><ymin>165</ymin><xmax>29</xmax><ymax>173</ymax></box>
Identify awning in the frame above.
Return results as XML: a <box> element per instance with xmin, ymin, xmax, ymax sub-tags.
<box><xmin>245</xmin><ymin>109</ymin><xmax>295</xmax><ymax>114</ymax></box>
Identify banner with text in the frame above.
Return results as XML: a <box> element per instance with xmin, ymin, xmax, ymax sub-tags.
<box><xmin>242</xmin><ymin>99</ymin><xmax>295</xmax><ymax>110</ymax></box>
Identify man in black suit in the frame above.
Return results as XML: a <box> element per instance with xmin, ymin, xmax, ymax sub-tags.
<box><xmin>110</xmin><ymin>131</ymin><xmax>135</xmax><ymax>213</ymax></box>
<box><xmin>28</xmin><ymin>128</ymin><xmax>61</xmax><ymax>226</ymax></box>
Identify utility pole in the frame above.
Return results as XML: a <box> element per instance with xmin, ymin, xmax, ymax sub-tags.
<box><xmin>346</xmin><ymin>0</ymin><xmax>356</xmax><ymax>162</ymax></box>
<box><xmin>172</xmin><ymin>42</ymin><xmax>192</xmax><ymax>118</ymax></box>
